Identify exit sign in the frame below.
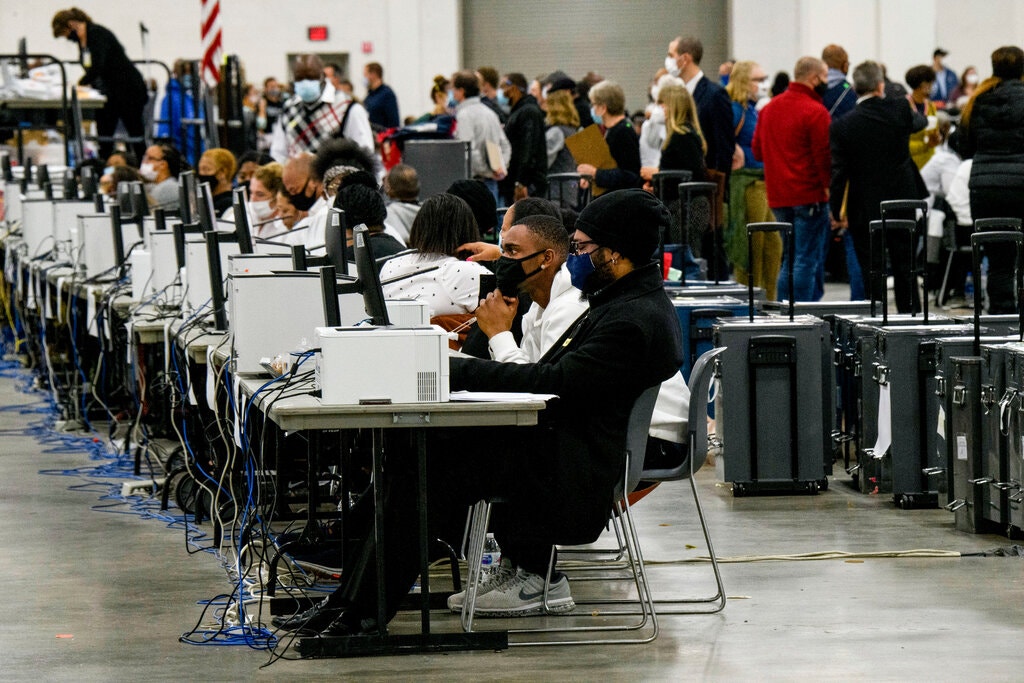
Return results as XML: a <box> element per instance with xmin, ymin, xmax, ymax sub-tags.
<box><xmin>308</xmin><ymin>25</ymin><xmax>328</xmax><ymax>42</ymax></box>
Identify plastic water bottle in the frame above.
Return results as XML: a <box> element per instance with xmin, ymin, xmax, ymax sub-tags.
<box><xmin>964</xmin><ymin>271</ymin><xmax>974</xmax><ymax>308</ymax></box>
<box><xmin>481</xmin><ymin>533</ymin><xmax>501</xmax><ymax>577</ymax></box>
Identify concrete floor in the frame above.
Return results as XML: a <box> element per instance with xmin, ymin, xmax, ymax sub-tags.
<box><xmin>2</xmin><ymin>359</ymin><xmax>1023</xmax><ymax>682</ymax></box>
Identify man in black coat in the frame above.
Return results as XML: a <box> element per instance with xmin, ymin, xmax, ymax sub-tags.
<box><xmin>830</xmin><ymin>60</ymin><xmax>928</xmax><ymax>312</ymax></box>
<box><xmin>499</xmin><ymin>72</ymin><xmax>549</xmax><ymax>205</ymax></box>
<box><xmin>667</xmin><ymin>35</ymin><xmax>734</xmax><ymax>278</ymax></box>
<box><xmin>274</xmin><ymin>190</ymin><xmax>684</xmax><ymax>636</ymax></box>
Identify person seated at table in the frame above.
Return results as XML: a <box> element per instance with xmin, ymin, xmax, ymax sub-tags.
<box><xmin>378</xmin><ymin>193</ymin><xmax>493</xmax><ymax>316</ymax></box>
<box><xmin>273</xmin><ymin>188</ymin><xmax>683</xmax><ymax>637</ymax></box>
<box><xmin>444</xmin><ymin>213</ymin><xmax>690</xmax><ymax>614</ymax></box>
<box><xmin>333</xmin><ymin>183</ymin><xmax>406</xmax><ymax>265</ymax></box>
<box><xmin>140</xmin><ymin>143</ymin><xmax>182</xmax><ymax>212</ymax></box>
<box><xmin>196</xmin><ymin>148</ymin><xmax>237</xmax><ymax>216</ymax></box>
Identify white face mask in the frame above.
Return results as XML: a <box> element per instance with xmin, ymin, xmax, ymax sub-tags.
<box><xmin>249</xmin><ymin>199</ymin><xmax>275</xmax><ymax>222</ymax></box>
<box><xmin>965</xmin><ymin>73</ymin><xmax>980</xmax><ymax>85</ymax></box>
<box><xmin>665</xmin><ymin>55</ymin><xmax>681</xmax><ymax>78</ymax></box>
<box><xmin>649</xmin><ymin>106</ymin><xmax>666</xmax><ymax>125</ymax></box>
<box><xmin>139</xmin><ymin>162</ymin><xmax>157</xmax><ymax>182</ymax></box>
<box><xmin>756</xmin><ymin>80</ymin><xmax>770</xmax><ymax>99</ymax></box>
<box><xmin>650</xmin><ymin>85</ymin><xmax>659</xmax><ymax>102</ymax></box>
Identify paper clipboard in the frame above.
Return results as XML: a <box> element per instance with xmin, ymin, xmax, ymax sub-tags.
<box><xmin>564</xmin><ymin>124</ymin><xmax>617</xmax><ymax>197</ymax></box>
<box><xmin>485</xmin><ymin>140</ymin><xmax>505</xmax><ymax>174</ymax></box>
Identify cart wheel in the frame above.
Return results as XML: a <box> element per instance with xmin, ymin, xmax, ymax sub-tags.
<box><xmin>733</xmin><ymin>483</ymin><xmax>746</xmax><ymax>497</ymax></box>
<box><xmin>807</xmin><ymin>481</ymin><xmax>819</xmax><ymax>494</ymax></box>
<box><xmin>819</xmin><ymin>477</ymin><xmax>829</xmax><ymax>492</ymax></box>
<box><xmin>897</xmin><ymin>494</ymin><xmax>911</xmax><ymax>509</ymax></box>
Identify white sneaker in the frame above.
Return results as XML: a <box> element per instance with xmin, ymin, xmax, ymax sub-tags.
<box><xmin>471</xmin><ymin>569</ymin><xmax>574</xmax><ymax>617</ymax></box>
<box><xmin>447</xmin><ymin>557</ymin><xmax>515</xmax><ymax>612</ymax></box>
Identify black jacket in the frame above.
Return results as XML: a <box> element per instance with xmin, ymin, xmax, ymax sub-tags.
<box><xmin>959</xmin><ymin>80</ymin><xmax>1024</xmax><ymax>199</ymax></box>
<box><xmin>450</xmin><ymin>263</ymin><xmax>683</xmax><ymax>544</ymax></box>
<box><xmin>693</xmin><ymin>76</ymin><xmax>735</xmax><ymax>175</ymax></box>
<box><xmin>503</xmin><ymin>94</ymin><xmax>549</xmax><ymax>195</ymax></box>
<box><xmin>595</xmin><ymin>118</ymin><xmax>642</xmax><ymax>191</ymax></box>
<box><xmin>78</xmin><ymin>23</ymin><xmax>146</xmax><ymax>106</ymax></box>
<box><xmin>829</xmin><ymin>96</ymin><xmax>927</xmax><ymax>231</ymax></box>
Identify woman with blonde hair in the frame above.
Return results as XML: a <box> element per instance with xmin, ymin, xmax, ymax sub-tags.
<box><xmin>544</xmin><ymin>81</ymin><xmax>581</xmax><ymax>207</ymax></box>
<box><xmin>724</xmin><ymin>60</ymin><xmax>780</xmax><ymax>300</ymax></box>
<box><xmin>640</xmin><ymin>83</ymin><xmax>706</xmax><ymax>196</ymax></box>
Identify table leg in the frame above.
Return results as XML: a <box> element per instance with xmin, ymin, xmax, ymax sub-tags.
<box><xmin>416</xmin><ymin>429</ymin><xmax>430</xmax><ymax>635</ymax></box>
<box><xmin>296</xmin><ymin>430</ymin><xmax>324</xmax><ymax>546</ymax></box>
<box><xmin>372</xmin><ymin>427</ymin><xmax>387</xmax><ymax>633</ymax></box>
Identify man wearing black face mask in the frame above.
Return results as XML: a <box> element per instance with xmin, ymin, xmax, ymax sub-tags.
<box><xmin>274</xmin><ymin>153</ymin><xmax>326</xmax><ymax>246</ymax></box>
<box><xmin>752</xmin><ymin>56</ymin><xmax>832</xmax><ymax>302</ymax></box>
<box><xmin>477</xmin><ymin>214</ymin><xmax>586</xmax><ymax>364</ymax></box>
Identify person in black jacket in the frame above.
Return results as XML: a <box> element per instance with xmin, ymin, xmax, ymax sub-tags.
<box><xmin>499</xmin><ymin>73</ymin><xmax>549</xmax><ymax>205</ymax></box>
<box><xmin>52</xmin><ymin>7</ymin><xmax>148</xmax><ymax>162</ymax></box>
<box><xmin>274</xmin><ymin>189</ymin><xmax>683</xmax><ymax>636</ymax></box>
<box><xmin>576</xmin><ymin>80</ymin><xmax>642</xmax><ymax>192</ymax></box>
<box><xmin>829</xmin><ymin>60</ymin><xmax>928</xmax><ymax>313</ymax></box>
<box><xmin>667</xmin><ymin>35</ymin><xmax>735</xmax><ymax>278</ymax></box>
<box><xmin>957</xmin><ymin>45</ymin><xmax>1024</xmax><ymax>314</ymax></box>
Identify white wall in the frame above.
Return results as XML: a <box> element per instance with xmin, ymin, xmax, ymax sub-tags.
<box><xmin>2</xmin><ymin>0</ymin><xmax>460</xmax><ymax>123</ymax></box>
<box><xmin>730</xmin><ymin>0</ymin><xmax>1024</xmax><ymax>88</ymax></box>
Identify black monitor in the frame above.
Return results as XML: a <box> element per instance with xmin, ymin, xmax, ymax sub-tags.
<box><xmin>1</xmin><ymin>152</ymin><xmax>12</xmax><ymax>182</ymax></box>
<box><xmin>196</xmin><ymin>182</ymin><xmax>217</xmax><ymax>232</ymax></box>
<box><xmin>62</xmin><ymin>168</ymin><xmax>77</xmax><ymax>200</ymax></box>
<box><xmin>43</xmin><ymin>181</ymin><xmax>53</xmax><ymax>201</ymax></box>
<box><xmin>110</xmin><ymin>205</ymin><xmax>127</xmax><ymax>279</ymax></box>
<box><xmin>353</xmin><ymin>224</ymin><xmax>390</xmax><ymax>326</ymax></box>
<box><xmin>153</xmin><ymin>207</ymin><xmax>167</xmax><ymax>232</ymax></box>
<box><xmin>130</xmin><ymin>181</ymin><xmax>147</xmax><ymax>225</ymax></box>
<box><xmin>178</xmin><ymin>171</ymin><xmax>199</xmax><ymax>224</ymax></box>
<box><xmin>319</xmin><ymin>225</ymin><xmax>389</xmax><ymax>327</ymax></box>
<box><xmin>22</xmin><ymin>160</ymin><xmax>32</xmax><ymax>186</ymax></box>
<box><xmin>116</xmin><ymin>181</ymin><xmax>134</xmax><ymax>217</ymax></box>
<box><xmin>172</xmin><ymin>220</ymin><xmax>205</xmax><ymax>270</ymax></box>
<box><xmin>80</xmin><ymin>166</ymin><xmax>97</xmax><ymax>199</ymax></box>
<box><xmin>92</xmin><ymin>191</ymin><xmax>105</xmax><ymax>213</ymax></box>
<box><xmin>324</xmin><ymin>208</ymin><xmax>350</xmax><ymax>275</ymax></box>
<box><xmin>205</xmin><ymin>230</ymin><xmax>236</xmax><ymax>332</ymax></box>
<box><xmin>230</xmin><ymin>186</ymin><xmax>254</xmax><ymax>254</ymax></box>
<box><xmin>36</xmin><ymin>164</ymin><xmax>49</xmax><ymax>188</ymax></box>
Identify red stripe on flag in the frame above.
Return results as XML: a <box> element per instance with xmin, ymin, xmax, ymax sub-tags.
<box><xmin>201</xmin><ymin>3</ymin><xmax>220</xmax><ymax>38</ymax></box>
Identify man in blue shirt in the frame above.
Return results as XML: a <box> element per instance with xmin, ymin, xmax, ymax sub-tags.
<box><xmin>363</xmin><ymin>61</ymin><xmax>400</xmax><ymax>131</ymax></box>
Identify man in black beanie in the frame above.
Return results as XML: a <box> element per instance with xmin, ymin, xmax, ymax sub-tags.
<box><xmin>275</xmin><ymin>189</ymin><xmax>683</xmax><ymax>636</ymax></box>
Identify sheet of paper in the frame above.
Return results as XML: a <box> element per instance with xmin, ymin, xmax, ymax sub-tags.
<box><xmin>871</xmin><ymin>382</ymin><xmax>891</xmax><ymax>459</ymax></box>
<box><xmin>450</xmin><ymin>391</ymin><xmax>557</xmax><ymax>403</ymax></box>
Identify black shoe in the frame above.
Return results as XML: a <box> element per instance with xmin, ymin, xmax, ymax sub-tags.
<box><xmin>321</xmin><ymin>612</ymin><xmax>380</xmax><ymax>637</ymax></box>
<box><xmin>271</xmin><ymin>597</ymin><xmax>344</xmax><ymax>635</ymax></box>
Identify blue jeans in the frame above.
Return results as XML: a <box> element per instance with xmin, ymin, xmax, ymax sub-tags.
<box><xmin>843</xmin><ymin>230</ymin><xmax>865</xmax><ymax>300</ymax></box>
<box><xmin>772</xmin><ymin>202</ymin><xmax>830</xmax><ymax>302</ymax></box>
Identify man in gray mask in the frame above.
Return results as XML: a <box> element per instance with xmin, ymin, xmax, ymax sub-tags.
<box><xmin>269</xmin><ymin>53</ymin><xmax>374</xmax><ymax>163</ymax></box>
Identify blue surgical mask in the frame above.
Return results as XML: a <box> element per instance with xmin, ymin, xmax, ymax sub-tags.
<box><xmin>103</xmin><ymin>166</ymin><xmax>114</xmax><ymax>176</ymax></box>
<box><xmin>590</xmin><ymin>105</ymin><xmax>601</xmax><ymax>123</ymax></box>
<box><xmin>566</xmin><ymin>252</ymin><xmax>597</xmax><ymax>290</ymax></box>
<box><xmin>447</xmin><ymin>90</ymin><xmax>457</xmax><ymax>108</ymax></box>
<box><xmin>496</xmin><ymin>90</ymin><xmax>509</xmax><ymax>108</ymax></box>
<box><xmin>294</xmin><ymin>79</ymin><xmax>322</xmax><ymax>104</ymax></box>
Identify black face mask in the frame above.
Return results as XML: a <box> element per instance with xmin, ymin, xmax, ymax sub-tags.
<box><xmin>813</xmin><ymin>81</ymin><xmax>829</xmax><ymax>97</ymax></box>
<box><xmin>66</xmin><ymin>30</ymin><xmax>79</xmax><ymax>44</ymax></box>
<box><xmin>197</xmin><ymin>173</ymin><xmax>219</xmax><ymax>189</ymax></box>
<box><xmin>286</xmin><ymin>180</ymin><xmax>317</xmax><ymax>212</ymax></box>
<box><xmin>493</xmin><ymin>250</ymin><xmax>545</xmax><ymax>294</ymax></box>
<box><xmin>579</xmin><ymin>250</ymin><xmax>616</xmax><ymax>298</ymax></box>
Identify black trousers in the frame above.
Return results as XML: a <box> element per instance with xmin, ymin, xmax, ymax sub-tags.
<box><xmin>327</xmin><ymin>427</ymin><xmax>552</xmax><ymax>625</ymax></box>
<box><xmin>970</xmin><ymin>195</ymin><xmax>1022</xmax><ymax>315</ymax></box>
<box><xmin>95</xmin><ymin>97</ymin><xmax>147</xmax><ymax>163</ymax></box>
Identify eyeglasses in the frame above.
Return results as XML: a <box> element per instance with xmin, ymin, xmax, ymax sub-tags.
<box><xmin>569</xmin><ymin>239</ymin><xmax>598</xmax><ymax>256</ymax></box>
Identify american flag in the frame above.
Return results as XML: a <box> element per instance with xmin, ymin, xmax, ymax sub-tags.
<box><xmin>200</xmin><ymin>0</ymin><xmax>223</xmax><ymax>85</ymax></box>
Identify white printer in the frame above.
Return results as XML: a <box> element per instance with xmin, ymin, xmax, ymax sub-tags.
<box><xmin>314</xmin><ymin>325</ymin><xmax>450</xmax><ymax>405</ymax></box>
